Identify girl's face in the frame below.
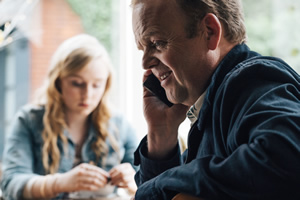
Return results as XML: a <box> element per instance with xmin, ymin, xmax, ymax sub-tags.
<box><xmin>60</xmin><ymin>57</ymin><xmax>110</xmax><ymax>117</ymax></box>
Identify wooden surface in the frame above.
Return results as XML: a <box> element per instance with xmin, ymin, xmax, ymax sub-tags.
<box><xmin>172</xmin><ymin>193</ymin><xmax>205</xmax><ymax>200</ymax></box>
<box><xmin>66</xmin><ymin>195</ymin><xmax>132</xmax><ymax>200</ymax></box>
<box><xmin>66</xmin><ymin>197</ymin><xmax>130</xmax><ymax>200</ymax></box>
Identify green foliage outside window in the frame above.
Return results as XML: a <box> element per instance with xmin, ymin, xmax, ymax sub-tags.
<box><xmin>243</xmin><ymin>0</ymin><xmax>300</xmax><ymax>72</ymax></box>
<box><xmin>67</xmin><ymin>0</ymin><xmax>300</xmax><ymax>73</ymax></box>
<box><xmin>67</xmin><ymin>0</ymin><xmax>114</xmax><ymax>52</ymax></box>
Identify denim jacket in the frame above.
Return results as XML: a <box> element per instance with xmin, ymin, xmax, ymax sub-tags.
<box><xmin>1</xmin><ymin>105</ymin><xmax>139</xmax><ymax>200</ymax></box>
<box><xmin>134</xmin><ymin>44</ymin><xmax>300</xmax><ymax>200</ymax></box>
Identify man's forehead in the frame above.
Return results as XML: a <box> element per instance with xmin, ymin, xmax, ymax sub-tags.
<box><xmin>132</xmin><ymin>2</ymin><xmax>164</xmax><ymax>33</ymax></box>
<box><xmin>132</xmin><ymin>0</ymin><xmax>175</xmax><ymax>6</ymax></box>
<box><xmin>133</xmin><ymin>0</ymin><xmax>177</xmax><ymax>18</ymax></box>
<box><xmin>132</xmin><ymin>0</ymin><xmax>178</xmax><ymax>31</ymax></box>
<box><xmin>132</xmin><ymin>0</ymin><xmax>186</xmax><ymax>45</ymax></box>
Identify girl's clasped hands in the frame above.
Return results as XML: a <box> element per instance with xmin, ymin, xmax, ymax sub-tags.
<box><xmin>56</xmin><ymin>162</ymin><xmax>137</xmax><ymax>195</ymax></box>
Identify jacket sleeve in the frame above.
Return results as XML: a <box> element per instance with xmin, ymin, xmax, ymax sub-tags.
<box><xmin>133</xmin><ymin>136</ymin><xmax>184</xmax><ymax>200</ymax></box>
<box><xmin>133</xmin><ymin>59</ymin><xmax>300</xmax><ymax>200</ymax></box>
<box><xmin>134</xmin><ymin>136</ymin><xmax>183</xmax><ymax>185</ymax></box>
<box><xmin>1</xmin><ymin>108</ymin><xmax>38</xmax><ymax>200</ymax></box>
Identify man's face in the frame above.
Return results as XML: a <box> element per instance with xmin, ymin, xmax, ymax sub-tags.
<box><xmin>132</xmin><ymin>0</ymin><xmax>215</xmax><ymax>106</ymax></box>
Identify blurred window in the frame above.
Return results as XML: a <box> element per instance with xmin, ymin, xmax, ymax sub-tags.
<box><xmin>0</xmin><ymin>0</ymin><xmax>299</xmax><ymax>159</ymax></box>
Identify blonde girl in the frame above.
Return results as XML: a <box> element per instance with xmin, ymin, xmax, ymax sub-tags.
<box><xmin>1</xmin><ymin>34</ymin><xmax>138</xmax><ymax>200</ymax></box>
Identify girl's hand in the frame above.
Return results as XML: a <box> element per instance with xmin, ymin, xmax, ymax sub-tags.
<box><xmin>109</xmin><ymin>163</ymin><xmax>137</xmax><ymax>194</ymax></box>
<box><xmin>56</xmin><ymin>163</ymin><xmax>110</xmax><ymax>192</ymax></box>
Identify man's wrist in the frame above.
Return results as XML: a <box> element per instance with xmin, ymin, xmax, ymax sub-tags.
<box><xmin>136</xmin><ymin>138</ymin><xmax>182</xmax><ymax>182</ymax></box>
<box><xmin>147</xmin><ymin>133</ymin><xmax>178</xmax><ymax>160</ymax></box>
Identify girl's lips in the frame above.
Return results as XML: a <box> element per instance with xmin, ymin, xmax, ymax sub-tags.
<box><xmin>79</xmin><ymin>103</ymin><xmax>88</xmax><ymax>107</ymax></box>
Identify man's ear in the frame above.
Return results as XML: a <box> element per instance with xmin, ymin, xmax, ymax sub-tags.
<box><xmin>202</xmin><ymin>13</ymin><xmax>222</xmax><ymax>50</ymax></box>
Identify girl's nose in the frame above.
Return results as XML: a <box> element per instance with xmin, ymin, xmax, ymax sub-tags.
<box><xmin>82</xmin><ymin>84</ymin><xmax>93</xmax><ymax>98</ymax></box>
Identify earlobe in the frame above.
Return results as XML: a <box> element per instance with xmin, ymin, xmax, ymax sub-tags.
<box><xmin>203</xmin><ymin>13</ymin><xmax>222</xmax><ymax>50</ymax></box>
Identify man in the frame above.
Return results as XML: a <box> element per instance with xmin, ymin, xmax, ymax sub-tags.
<box><xmin>131</xmin><ymin>0</ymin><xmax>300</xmax><ymax>199</ymax></box>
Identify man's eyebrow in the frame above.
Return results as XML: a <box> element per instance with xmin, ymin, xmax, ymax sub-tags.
<box><xmin>144</xmin><ymin>28</ymin><xmax>161</xmax><ymax>38</ymax></box>
<box><xmin>136</xmin><ymin>28</ymin><xmax>162</xmax><ymax>50</ymax></box>
<box><xmin>140</xmin><ymin>30</ymin><xmax>162</xmax><ymax>44</ymax></box>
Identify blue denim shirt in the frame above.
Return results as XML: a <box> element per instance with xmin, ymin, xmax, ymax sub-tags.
<box><xmin>1</xmin><ymin>105</ymin><xmax>139</xmax><ymax>200</ymax></box>
<box><xmin>134</xmin><ymin>44</ymin><xmax>300</xmax><ymax>200</ymax></box>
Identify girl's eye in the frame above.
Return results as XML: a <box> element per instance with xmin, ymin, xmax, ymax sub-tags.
<box><xmin>71</xmin><ymin>81</ymin><xmax>84</xmax><ymax>87</ymax></box>
<box><xmin>151</xmin><ymin>40</ymin><xmax>167</xmax><ymax>50</ymax></box>
<box><xmin>93</xmin><ymin>83</ymin><xmax>101</xmax><ymax>88</ymax></box>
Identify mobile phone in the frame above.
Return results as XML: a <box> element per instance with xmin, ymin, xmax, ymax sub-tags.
<box><xmin>143</xmin><ymin>73</ymin><xmax>173</xmax><ymax>107</ymax></box>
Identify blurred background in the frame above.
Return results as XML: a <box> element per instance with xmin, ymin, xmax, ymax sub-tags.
<box><xmin>0</xmin><ymin>0</ymin><xmax>299</xmax><ymax>160</ymax></box>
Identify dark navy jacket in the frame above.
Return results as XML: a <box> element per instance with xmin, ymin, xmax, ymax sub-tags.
<box><xmin>134</xmin><ymin>44</ymin><xmax>300</xmax><ymax>200</ymax></box>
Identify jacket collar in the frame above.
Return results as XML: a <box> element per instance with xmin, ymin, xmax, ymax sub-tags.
<box><xmin>196</xmin><ymin>44</ymin><xmax>260</xmax><ymax>131</ymax></box>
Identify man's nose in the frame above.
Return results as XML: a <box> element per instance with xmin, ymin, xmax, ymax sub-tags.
<box><xmin>142</xmin><ymin>48</ymin><xmax>159</xmax><ymax>70</ymax></box>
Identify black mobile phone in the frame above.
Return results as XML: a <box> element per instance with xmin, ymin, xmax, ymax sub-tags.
<box><xmin>143</xmin><ymin>73</ymin><xmax>173</xmax><ymax>107</ymax></box>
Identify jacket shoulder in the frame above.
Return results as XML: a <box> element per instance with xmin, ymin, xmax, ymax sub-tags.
<box><xmin>13</xmin><ymin>104</ymin><xmax>45</xmax><ymax>131</ymax></box>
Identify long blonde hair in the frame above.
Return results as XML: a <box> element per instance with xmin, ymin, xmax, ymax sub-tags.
<box><xmin>35</xmin><ymin>34</ymin><xmax>119</xmax><ymax>174</ymax></box>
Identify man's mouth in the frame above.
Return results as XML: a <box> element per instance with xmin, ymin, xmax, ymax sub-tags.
<box><xmin>160</xmin><ymin>72</ymin><xmax>171</xmax><ymax>81</ymax></box>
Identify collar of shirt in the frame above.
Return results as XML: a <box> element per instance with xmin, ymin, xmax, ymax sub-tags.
<box><xmin>186</xmin><ymin>90</ymin><xmax>207</xmax><ymax>126</ymax></box>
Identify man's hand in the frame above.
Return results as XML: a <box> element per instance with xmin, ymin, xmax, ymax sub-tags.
<box><xmin>143</xmin><ymin>70</ymin><xmax>189</xmax><ymax>160</ymax></box>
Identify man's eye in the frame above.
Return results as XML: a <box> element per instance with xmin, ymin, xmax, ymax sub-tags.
<box><xmin>151</xmin><ymin>40</ymin><xmax>167</xmax><ymax>49</ymax></box>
